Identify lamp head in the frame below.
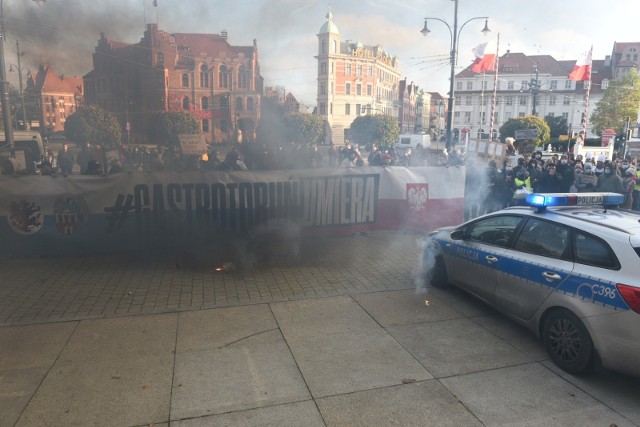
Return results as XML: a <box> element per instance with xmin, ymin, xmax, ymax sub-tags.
<box><xmin>420</xmin><ymin>19</ymin><xmax>430</xmax><ymax>37</ymax></box>
<box><xmin>481</xmin><ymin>19</ymin><xmax>491</xmax><ymax>36</ymax></box>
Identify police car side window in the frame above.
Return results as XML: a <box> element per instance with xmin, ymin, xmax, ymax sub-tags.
<box><xmin>513</xmin><ymin>219</ymin><xmax>569</xmax><ymax>259</ymax></box>
<box><xmin>574</xmin><ymin>232</ymin><xmax>618</xmax><ymax>269</ymax></box>
<box><xmin>467</xmin><ymin>215</ymin><xmax>522</xmax><ymax>247</ymax></box>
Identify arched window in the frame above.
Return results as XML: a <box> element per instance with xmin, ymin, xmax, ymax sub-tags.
<box><xmin>247</xmin><ymin>97</ymin><xmax>254</xmax><ymax>111</ymax></box>
<box><xmin>219</xmin><ymin>65</ymin><xmax>229</xmax><ymax>88</ymax></box>
<box><xmin>236</xmin><ymin>96</ymin><xmax>243</xmax><ymax>111</ymax></box>
<box><xmin>201</xmin><ymin>96</ymin><xmax>209</xmax><ymax>110</ymax></box>
<box><xmin>238</xmin><ymin>65</ymin><xmax>247</xmax><ymax>89</ymax></box>
<box><xmin>202</xmin><ymin>119</ymin><xmax>209</xmax><ymax>133</ymax></box>
<box><xmin>183</xmin><ymin>96</ymin><xmax>190</xmax><ymax>110</ymax></box>
<box><xmin>200</xmin><ymin>64</ymin><xmax>209</xmax><ymax>88</ymax></box>
<box><xmin>332</xmin><ymin>40</ymin><xmax>337</xmax><ymax>53</ymax></box>
<box><xmin>181</xmin><ymin>73</ymin><xmax>189</xmax><ymax>87</ymax></box>
<box><xmin>321</xmin><ymin>39</ymin><xmax>327</xmax><ymax>54</ymax></box>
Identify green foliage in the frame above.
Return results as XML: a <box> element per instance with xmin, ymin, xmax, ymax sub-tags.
<box><xmin>499</xmin><ymin>115</ymin><xmax>550</xmax><ymax>150</ymax></box>
<box><xmin>147</xmin><ymin>111</ymin><xmax>200</xmax><ymax>148</ymax></box>
<box><xmin>544</xmin><ymin>114</ymin><xmax>568</xmax><ymax>138</ymax></box>
<box><xmin>350</xmin><ymin>114</ymin><xmax>400</xmax><ymax>148</ymax></box>
<box><xmin>283</xmin><ymin>113</ymin><xmax>325</xmax><ymax>145</ymax></box>
<box><xmin>64</xmin><ymin>105</ymin><xmax>122</xmax><ymax>149</ymax></box>
<box><xmin>590</xmin><ymin>69</ymin><xmax>640</xmax><ymax>135</ymax></box>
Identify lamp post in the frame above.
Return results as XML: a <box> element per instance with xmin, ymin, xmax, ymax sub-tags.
<box><xmin>421</xmin><ymin>0</ymin><xmax>490</xmax><ymax>150</ymax></box>
<box><xmin>0</xmin><ymin>0</ymin><xmax>15</xmax><ymax>153</ymax></box>
<box><xmin>12</xmin><ymin>41</ymin><xmax>28</xmax><ymax>129</ymax></box>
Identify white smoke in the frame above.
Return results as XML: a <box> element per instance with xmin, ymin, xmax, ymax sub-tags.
<box><xmin>413</xmin><ymin>235</ymin><xmax>439</xmax><ymax>295</ymax></box>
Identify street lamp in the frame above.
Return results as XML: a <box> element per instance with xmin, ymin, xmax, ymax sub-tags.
<box><xmin>421</xmin><ymin>0</ymin><xmax>490</xmax><ymax>150</ymax></box>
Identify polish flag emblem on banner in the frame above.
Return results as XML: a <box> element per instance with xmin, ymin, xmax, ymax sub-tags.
<box><xmin>471</xmin><ymin>40</ymin><xmax>497</xmax><ymax>73</ymax></box>
<box><xmin>568</xmin><ymin>47</ymin><xmax>593</xmax><ymax>81</ymax></box>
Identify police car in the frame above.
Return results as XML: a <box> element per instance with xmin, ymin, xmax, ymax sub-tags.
<box><xmin>424</xmin><ymin>193</ymin><xmax>640</xmax><ymax>378</ymax></box>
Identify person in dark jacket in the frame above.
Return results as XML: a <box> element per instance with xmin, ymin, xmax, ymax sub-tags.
<box><xmin>537</xmin><ymin>163</ymin><xmax>564</xmax><ymax>193</ymax></box>
<box><xmin>597</xmin><ymin>162</ymin><xmax>624</xmax><ymax>193</ymax></box>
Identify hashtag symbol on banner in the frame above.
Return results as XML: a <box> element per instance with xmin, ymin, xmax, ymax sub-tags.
<box><xmin>104</xmin><ymin>193</ymin><xmax>134</xmax><ymax>232</ymax></box>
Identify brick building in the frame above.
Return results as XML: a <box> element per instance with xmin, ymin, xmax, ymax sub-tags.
<box><xmin>84</xmin><ymin>24</ymin><xmax>263</xmax><ymax>145</ymax></box>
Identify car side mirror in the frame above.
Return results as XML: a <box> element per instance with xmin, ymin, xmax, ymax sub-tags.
<box><xmin>450</xmin><ymin>229</ymin><xmax>464</xmax><ymax>240</ymax></box>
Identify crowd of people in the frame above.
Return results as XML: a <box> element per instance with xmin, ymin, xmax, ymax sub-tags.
<box><xmin>480</xmin><ymin>150</ymin><xmax>639</xmax><ymax>212</ymax></box>
<box><xmin>26</xmin><ymin>140</ymin><xmax>459</xmax><ymax>176</ymax></box>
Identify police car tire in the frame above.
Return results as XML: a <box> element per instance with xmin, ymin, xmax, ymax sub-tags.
<box><xmin>431</xmin><ymin>256</ymin><xmax>450</xmax><ymax>288</ymax></box>
<box><xmin>543</xmin><ymin>309</ymin><xmax>594</xmax><ymax>374</ymax></box>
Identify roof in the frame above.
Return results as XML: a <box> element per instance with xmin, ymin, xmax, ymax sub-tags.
<box><xmin>171</xmin><ymin>33</ymin><xmax>254</xmax><ymax>59</ymax></box>
<box><xmin>319</xmin><ymin>12</ymin><xmax>339</xmax><ymax>34</ymax></box>
<box><xmin>34</xmin><ymin>65</ymin><xmax>83</xmax><ymax>96</ymax></box>
<box><xmin>457</xmin><ymin>52</ymin><xmax>574</xmax><ymax>78</ymax></box>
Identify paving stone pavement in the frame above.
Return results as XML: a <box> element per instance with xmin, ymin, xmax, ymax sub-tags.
<box><xmin>2</xmin><ymin>231</ymin><xmax>639</xmax><ymax>427</ymax></box>
<box><xmin>0</xmin><ymin>231</ymin><xmax>423</xmax><ymax>326</ymax></box>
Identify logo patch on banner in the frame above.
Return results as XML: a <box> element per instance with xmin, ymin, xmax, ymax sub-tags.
<box><xmin>8</xmin><ymin>200</ymin><xmax>44</xmax><ymax>235</ymax></box>
<box><xmin>54</xmin><ymin>196</ymin><xmax>90</xmax><ymax>235</ymax></box>
<box><xmin>407</xmin><ymin>184</ymin><xmax>429</xmax><ymax>211</ymax></box>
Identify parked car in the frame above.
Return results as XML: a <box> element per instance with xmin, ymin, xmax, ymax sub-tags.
<box><xmin>423</xmin><ymin>192</ymin><xmax>640</xmax><ymax>378</ymax></box>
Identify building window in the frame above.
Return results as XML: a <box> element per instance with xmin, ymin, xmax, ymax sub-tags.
<box><xmin>563</xmin><ymin>96</ymin><xmax>570</xmax><ymax>105</ymax></box>
<box><xmin>602</xmin><ymin>79</ymin><xmax>609</xmax><ymax>89</ymax></box>
<box><xmin>319</xmin><ymin>102</ymin><xmax>326</xmax><ymax>115</ymax></box>
<box><xmin>454</xmin><ymin>111</ymin><xmax>460</xmax><ymax>118</ymax></box>
<box><xmin>183</xmin><ymin>96</ymin><xmax>190</xmax><ymax>110</ymax></box>
<box><xmin>247</xmin><ymin>97</ymin><xmax>254</xmax><ymax>111</ymax></box>
<box><xmin>465</xmin><ymin>96</ymin><xmax>472</xmax><ymax>105</ymax></box>
<box><xmin>549</xmin><ymin>95</ymin><xmax>556</xmax><ymax>105</ymax></box>
<box><xmin>518</xmin><ymin>112</ymin><xmax>525</xmax><ymax>117</ymax></box>
<box><xmin>321</xmin><ymin>40</ymin><xmax>327</xmax><ymax>54</ymax></box>
<box><xmin>455</xmin><ymin>97</ymin><xmax>461</xmax><ymax>106</ymax></box>
<box><xmin>562</xmin><ymin>112</ymin><xmax>569</xmax><ymax>120</ymax></box>
<box><xmin>238</xmin><ymin>65</ymin><xmax>247</xmax><ymax>89</ymax></box>
<box><xmin>367</xmin><ymin>84</ymin><xmax>372</xmax><ymax>96</ymax></box>
<box><xmin>202</xmin><ymin>119</ymin><xmax>209</xmax><ymax>133</ymax></box>
<box><xmin>219</xmin><ymin>65</ymin><xmax>229</xmax><ymax>88</ymax></box>
<box><xmin>356</xmin><ymin>104</ymin><xmax>361</xmax><ymax>115</ymax></box>
<box><xmin>505</xmin><ymin>111</ymin><xmax>512</xmax><ymax>120</ymax></box>
<box><xmin>182</xmin><ymin>73</ymin><xmax>189</xmax><ymax>87</ymax></box>
<box><xmin>236</xmin><ymin>96</ymin><xmax>243</xmax><ymax>111</ymax></box>
<box><xmin>456</xmin><ymin>81</ymin><xmax>462</xmax><ymax>90</ymax></box>
<box><xmin>356</xmin><ymin>83</ymin><xmax>362</xmax><ymax>95</ymax></box>
<box><xmin>367</xmin><ymin>65</ymin><xmax>373</xmax><ymax>77</ymax></box>
<box><xmin>357</xmin><ymin>65</ymin><xmax>362</xmax><ymax>76</ymax></box>
<box><xmin>221</xmin><ymin>119</ymin><xmax>228</xmax><ymax>132</ymax></box>
<box><xmin>519</xmin><ymin>96</ymin><xmax>527</xmax><ymax>105</ymax></box>
<box><xmin>345</xmin><ymin>82</ymin><xmax>351</xmax><ymax>95</ymax></box>
<box><xmin>332</xmin><ymin>40</ymin><xmax>337</xmax><ymax>53</ymax></box>
<box><xmin>564</xmin><ymin>80</ymin><xmax>572</xmax><ymax>89</ymax></box>
<box><xmin>158</xmin><ymin>52</ymin><xmax>164</xmax><ymax>65</ymax></box>
<box><xmin>521</xmin><ymin>81</ymin><xmax>528</xmax><ymax>90</ymax></box>
<box><xmin>497</xmin><ymin>81</ymin><xmax>502</xmax><ymax>90</ymax></box>
<box><xmin>505</xmin><ymin>96</ymin><xmax>514</xmax><ymax>106</ymax></box>
<box><xmin>201</xmin><ymin>96</ymin><xmax>209</xmax><ymax>110</ymax></box>
<box><xmin>345</xmin><ymin>63</ymin><xmax>352</xmax><ymax>75</ymax></box>
<box><xmin>550</xmin><ymin>80</ymin><xmax>557</xmax><ymax>90</ymax></box>
<box><xmin>466</xmin><ymin>81</ymin><xmax>473</xmax><ymax>90</ymax></box>
<box><xmin>464</xmin><ymin>112</ymin><xmax>471</xmax><ymax>123</ymax></box>
<box><xmin>345</xmin><ymin>103</ymin><xmax>351</xmax><ymax>115</ymax></box>
<box><xmin>200</xmin><ymin>64</ymin><xmax>209</xmax><ymax>87</ymax></box>
<box><xmin>508</xmin><ymin>81</ymin><xmax>514</xmax><ymax>90</ymax></box>
<box><xmin>320</xmin><ymin>62</ymin><xmax>327</xmax><ymax>74</ymax></box>
<box><xmin>547</xmin><ymin>112</ymin><xmax>555</xmax><ymax>117</ymax></box>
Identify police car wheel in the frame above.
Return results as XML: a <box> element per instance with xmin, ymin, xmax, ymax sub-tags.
<box><xmin>430</xmin><ymin>256</ymin><xmax>449</xmax><ymax>288</ymax></box>
<box><xmin>543</xmin><ymin>309</ymin><xmax>594</xmax><ymax>374</ymax></box>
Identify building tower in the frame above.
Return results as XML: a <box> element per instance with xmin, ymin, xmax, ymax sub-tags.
<box><xmin>316</xmin><ymin>11</ymin><xmax>341</xmax><ymax>144</ymax></box>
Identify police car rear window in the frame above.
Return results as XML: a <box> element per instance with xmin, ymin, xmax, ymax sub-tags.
<box><xmin>574</xmin><ymin>232</ymin><xmax>618</xmax><ymax>269</ymax></box>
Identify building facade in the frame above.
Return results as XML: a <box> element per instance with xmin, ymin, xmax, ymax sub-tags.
<box><xmin>84</xmin><ymin>24</ymin><xmax>263</xmax><ymax>145</ymax></box>
<box><xmin>316</xmin><ymin>12</ymin><xmax>403</xmax><ymax>145</ymax></box>
<box><xmin>24</xmin><ymin>65</ymin><xmax>83</xmax><ymax>135</ymax></box>
<box><xmin>452</xmin><ymin>52</ymin><xmax>609</xmax><ymax>141</ymax></box>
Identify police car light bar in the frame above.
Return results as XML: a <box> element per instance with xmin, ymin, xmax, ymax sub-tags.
<box><xmin>526</xmin><ymin>192</ymin><xmax>626</xmax><ymax>208</ymax></box>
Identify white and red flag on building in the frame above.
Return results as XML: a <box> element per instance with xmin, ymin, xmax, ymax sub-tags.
<box><xmin>471</xmin><ymin>39</ymin><xmax>497</xmax><ymax>73</ymax></box>
<box><xmin>568</xmin><ymin>46</ymin><xmax>593</xmax><ymax>81</ymax></box>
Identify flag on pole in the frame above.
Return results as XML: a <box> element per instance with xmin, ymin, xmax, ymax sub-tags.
<box><xmin>568</xmin><ymin>47</ymin><xmax>593</xmax><ymax>81</ymax></box>
<box><xmin>471</xmin><ymin>40</ymin><xmax>497</xmax><ymax>73</ymax></box>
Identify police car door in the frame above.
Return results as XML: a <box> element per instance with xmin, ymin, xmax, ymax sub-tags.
<box><xmin>494</xmin><ymin>218</ymin><xmax>574</xmax><ymax>320</ymax></box>
<box><xmin>447</xmin><ymin>215</ymin><xmax>523</xmax><ymax>304</ymax></box>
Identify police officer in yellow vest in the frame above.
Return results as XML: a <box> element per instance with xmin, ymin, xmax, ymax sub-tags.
<box><xmin>632</xmin><ymin>166</ymin><xmax>640</xmax><ymax>211</ymax></box>
<box><xmin>511</xmin><ymin>169</ymin><xmax>533</xmax><ymax>206</ymax></box>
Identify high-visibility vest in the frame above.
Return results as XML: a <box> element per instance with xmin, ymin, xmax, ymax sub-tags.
<box><xmin>513</xmin><ymin>177</ymin><xmax>532</xmax><ymax>199</ymax></box>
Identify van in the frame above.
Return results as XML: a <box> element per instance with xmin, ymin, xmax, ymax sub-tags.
<box><xmin>0</xmin><ymin>130</ymin><xmax>45</xmax><ymax>173</ymax></box>
<box><xmin>397</xmin><ymin>133</ymin><xmax>431</xmax><ymax>150</ymax></box>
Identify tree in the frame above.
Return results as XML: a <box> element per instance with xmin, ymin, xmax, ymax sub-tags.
<box><xmin>147</xmin><ymin>111</ymin><xmax>200</xmax><ymax>148</ymax></box>
<box><xmin>350</xmin><ymin>114</ymin><xmax>400</xmax><ymax>148</ymax></box>
<box><xmin>283</xmin><ymin>113</ymin><xmax>325</xmax><ymax>145</ymax></box>
<box><xmin>590</xmin><ymin>69</ymin><xmax>640</xmax><ymax>135</ymax></box>
<box><xmin>544</xmin><ymin>114</ymin><xmax>568</xmax><ymax>138</ymax></box>
<box><xmin>499</xmin><ymin>115</ymin><xmax>550</xmax><ymax>152</ymax></box>
<box><xmin>64</xmin><ymin>105</ymin><xmax>122</xmax><ymax>149</ymax></box>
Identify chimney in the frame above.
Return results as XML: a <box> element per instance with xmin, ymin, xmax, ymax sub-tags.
<box><xmin>605</xmin><ymin>55</ymin><xmax>611</xmax><ymax>67</ymax></box>
<box><xmin>221</xmin><ymin>29</ymin><xmax>228</xmax><ymax>40</ymax></box>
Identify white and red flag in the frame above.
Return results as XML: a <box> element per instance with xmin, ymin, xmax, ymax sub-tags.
<box><xmin>471</xmin><ymin>40</ymin><xmax>497</xmax><ymax>73</ymax></box>
<box><xmin>568</xmin><ymin>46</ymin><xmax>593</xmax><ymax>81</ymax></box>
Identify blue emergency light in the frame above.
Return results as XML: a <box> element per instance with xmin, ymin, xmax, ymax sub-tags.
<box><xmin>525</xmin><ymin>193</ymin><xmax>625</xmax><ymax>208</ymax></box>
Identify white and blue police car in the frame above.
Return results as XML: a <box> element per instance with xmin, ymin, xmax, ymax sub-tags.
<box><xmin>424</xmin><ymin>193</ymin><xmax>640</xmax><ymax>378</ymax></box>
